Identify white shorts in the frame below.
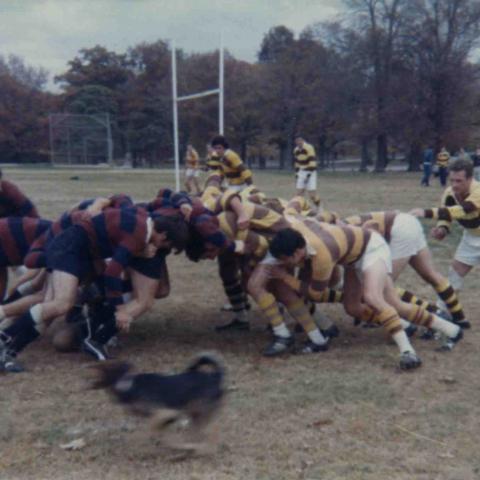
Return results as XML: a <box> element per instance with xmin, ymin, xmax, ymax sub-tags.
<box><xmin>185</xmin><ymin>168</ymin><xmax>199</xmax><ymax>178</ymax></box>
<box><xmin>454</xmin><ymin>230</ymin><xmax>480</xmax><ymax>266</ymax></box>
<box><xmin>296</xmin><ymin>170</ymin><xmax>317</xmax><ymax>191</ymax></box>
<box><xmin>226</xmin><ymin>184</ymin><xmax>249</xmax><ymax>193</ymax></box>
<box><xmin>355</xmin><ymin>231</ymin><xmax>392</xmax><ymax>275</ymax></box>
<box><xmin>389</xmin><ymin>213</ymin><xmax>427</xmax><ymax>260</ymax></box>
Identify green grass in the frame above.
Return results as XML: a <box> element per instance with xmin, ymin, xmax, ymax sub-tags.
<box><xmin>0</xmin><ymin>167</ymin><xmax>479</xmax><ymax>480</ymax></box>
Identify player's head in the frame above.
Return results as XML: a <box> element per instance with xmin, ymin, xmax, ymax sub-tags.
<box><xmin>294</xmin><ymin>136</ymin><xmax>304</xmax><ymax>148</ymax></box>
<box><xmin>211</xmin><ymin>135</ymin><xmax>229</xmax><ymax>156</ymax></box>
<box><xmin>152</xmin><ymin>215</ymin><xmax>189</xmax><ymax>253</ymax></box>
<box><xmin>269</xmin><ymin>228</ymin><xmax>307</xmax><ymax>266</ymax></box>
<box><xmin>449</xmin><ymin>158</ymin><xmax>474</xmax><ymax>196</ymax></box>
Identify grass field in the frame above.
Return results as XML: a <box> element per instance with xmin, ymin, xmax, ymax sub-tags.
<box><xmin>0</xmin><ymin>167</ymin><xmax>479</xmax><ymax>480</ymax></box>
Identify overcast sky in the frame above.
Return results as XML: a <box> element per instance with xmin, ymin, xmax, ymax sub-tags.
<box><xmin>0</xmin><ymin>0</ymin><xmax>343</xmax><ymax>91</ymax></box>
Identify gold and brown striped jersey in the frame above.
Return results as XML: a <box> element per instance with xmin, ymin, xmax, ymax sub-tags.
<box><xmin>293</xmin><ymin>142</ymin><xmax>316</xmax><ymax>171</ymax></box>
<box><xmin>284</xmin><ymin>217</ymin><xmax>371</xmax><ymax>301</ymax></box>
<box><xmin>424</xmin><ymin>180</ymin><xmax>480</xmax><ymax>234</ymax></box>
<box><xmin>343</xmin><ymin>211</ymin><xmax>397</xmax><ymax>242</ymax></box>
<box><xmin>221</xmin><ymin>149</ymin><xmax>253</xmax><ymax>186</ymax></box>
<box><xmin>436</xmin><ymin>149</ymin><xmax>450</xmax><ymax>168</ymax></box>
<box><xmin>205</xmin><ymin>151</ymin><xmax>223</xmax><ymax>171</ymax></box>
<box><xmin>185</xmin><ymin>148</ymin><xmax>200</xmax><ymax>169</ymax></box>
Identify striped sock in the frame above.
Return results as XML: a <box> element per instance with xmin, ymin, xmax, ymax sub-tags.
<box><xmin>434</xmin><ymin>280</ymin><xmax>465</xmax><ymax>323</ymax></box>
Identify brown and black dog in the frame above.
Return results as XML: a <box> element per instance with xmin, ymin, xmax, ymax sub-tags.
<box><xmin>91</xmin><ymin>352</ymin><xmax>225</xmax><ymax>453</ymax></box>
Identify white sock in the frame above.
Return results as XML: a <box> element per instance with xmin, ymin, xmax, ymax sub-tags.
<box><xmin>430</xmin><ymin>314</ymin><xmax>460</xmax><ymax>338</ymax></box>
<box><xmin>400</xmin><ymin>318</ymin><xmax>411</xmax><ymax>329</ymax></box>
<box><xmin>30</xmin><ymin>304</ymin><xmax>45</xmax><ymax>334</ymax></box>
<box><xmin>308</xmin><ymin>329</ymin><xmax>327</xmax><ymax>345</ymax></box>
<box><xmin>273</xmin><ymin>323</ymin><xmax>291</xmax><ymax>338</ymax></box>
<box><xmin>392</xmin><ymin>330</ymin><xmax>415</xmax><ymax>354</ymax></box>
<box><xmin>0</xmin><ymin>317</ymin><xmax>13</xmax><ymax>330</ymax></box>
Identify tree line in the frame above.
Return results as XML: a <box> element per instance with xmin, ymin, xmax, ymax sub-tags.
<box><xmin>1</xmin><ymin>0</ymin><xmax>480</xmax><ymax>171</ymax></box>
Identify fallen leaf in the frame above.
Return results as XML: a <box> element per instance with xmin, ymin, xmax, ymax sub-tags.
<box><xmin>60</xmin><ymin>438</ymin><xmax>86</xmax><ymax>451</ymax></box>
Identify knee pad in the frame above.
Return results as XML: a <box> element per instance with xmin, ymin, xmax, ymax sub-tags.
<box><xmin>448</xmin><ymin>267</ymin><xmax>464</xmax><ymax>291</ymax></box>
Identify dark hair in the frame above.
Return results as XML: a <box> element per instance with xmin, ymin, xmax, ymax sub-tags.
<box><xmin>153</xmin><ymin>215</ymin><xmax>189</xmax><ymax>253</ymax></box>
<box><xmin>269</xmin><ymin>228</ymin><xmax>306</xmax><ymax>258</ymax></box>
<box><xmin>450</xmin><ymin>158</ymin><xmax>473</xmax><ymax>178</ymax></box>
<box><xmin>185</xmin><ymin>225</ymin><xmax>207</xmax><ymax>262</ymax></box>
<box><xmin>211</xmin><ymin>135</ymin><xmax>229</xmax><ymax>149</ymax></box>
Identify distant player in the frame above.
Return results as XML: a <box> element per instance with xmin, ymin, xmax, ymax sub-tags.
<box><xmin>293</xmin><ymin>136</ymin><xmax>320</xmax><ymax>209</ymax></box>
<box><xmin>184</xmin><ymin>144</ymin><xmax>201</xmax><ymax>194</ymax></box>
<box><xmin>211</xmin><ymin>136</ymin><xmax>253</xmax><ymax>192</ymax></box>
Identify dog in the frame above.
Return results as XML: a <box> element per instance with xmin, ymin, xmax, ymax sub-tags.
<box><xmin>91</xmin><ymin>352</ymin><xmax>225</xmax><ymax>453</ymax></box>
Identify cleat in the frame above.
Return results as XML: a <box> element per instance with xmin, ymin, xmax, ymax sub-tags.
<box><xmin>321</xmin><ymin>324</ymin><xmax>340</xmax><ymax>339</ymax></box>
<box><xmin>215</xmin><ymin>318</ymin><xmax>250</xmax><ymax>332</ymax></box>
<box><xmin>220</xmin><ymin>303</ymin><xmax>233</xmax><ymax>312</ymax></box>
<box><xmin>455</xmin><ymin>320</ymin><xmax>471</xmax><ymax>330</ymax></box>
<box><xmin>353</xmin><ymin>317</ymin><xmax>362</xmax><ymax>327</ymax></box>
<box><xmin>404</xmin><ymin>324</ymin><xmax>418</xmax><ymax>338</ymax></box>
<box><xmin>2</xmin><ymin>354</ymin><xmax>24</xmax><ymax>373</ymax></box>
<box><xmin>296</xmin><ymin>339</ymin><xmax>329</xmax><ymax>354</ymax></box>
<box><xmin>399</xmin><ymin>351</ymin><xmax>422</xmax><ymax>370</ymax></box>
<box><xmin>82</xmin><ymin>338</ymin><xmax>109</xmax><ymax>361</ymax></box>
<box><xmin>263</xmin><ymin>335</ymin><xmax>294</xmax><ymax>357</ymax></box>
<box><xmin>419</xmin><ymin>328</ymin><xmax>435</xmax><ymax>340</ymax></box>
<box><xmin>439</xmin><ymin>328</ymin><xmax>463</xmax><ymax>352</ymax></box>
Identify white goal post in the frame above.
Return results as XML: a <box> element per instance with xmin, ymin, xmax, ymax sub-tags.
<box><xmin>171</xmin><ymin>37</ymin><xmax>224</xmax><ymax>191</ymax></box>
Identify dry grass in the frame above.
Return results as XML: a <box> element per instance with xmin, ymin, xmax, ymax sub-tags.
<box><xmin>0</xmin><ymin>167</ymin><xmax>479</xmax><ymax>480</ymax></box>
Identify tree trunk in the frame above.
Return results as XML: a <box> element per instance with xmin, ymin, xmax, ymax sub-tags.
<box><xmin>360</xmin><ymin>138</ymin><xmax>371</xmax><ymax>172</ymax></box>
<box><xmin>408</xmin><ymin>140</ymin><xmax>422</xmax><ymax>171</ymax></box>
<box><xmin>375</xmin><ymin>133</ymin><xmax>388</xmax><ymax>172</ymax></box>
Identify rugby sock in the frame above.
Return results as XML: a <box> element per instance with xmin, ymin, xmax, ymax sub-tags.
<box><xmin>2</xmin><ymin>290</ymin><xmax>22</xmax><ymax>305</ymax></box>
<box><xmin>285</xmin><ymin>298</ymin><xmax>327</xmax><ymax>345</ymax></box>
<box><xmin>258</xmin><ymin>292</ymin><xmax>289</xmax><ymax>337</ymax></box>
<box><xmin>5</xmin><ymin>310</ymin><xmax>40</xmax><ymax>354</ymax></box>
<box><xmin>434</xmin><ymin>280</ymin><xmax>465</xmax><ymax>323</ymax></box>
<box><xmin>396</xmin><ymin>287</ymin><xmax>437</xmax><ymax>312</ymax></box>
<box><xmin>392</xmin><ymin>330</ymin><xmax>416</xmax><ymax>355</ymax></box>
<box><xmin>406</xmin><ymin>304</ymin><xmax>434</xmax><ymax>327</ymax></box>
<box><xmin>317</xmin><ymin>288</ymin><xmax>343</xmax><ymax>303</ymax></box>
<box><xmin>374</xmin><ymin>307</ymin><xmax>403</xmax><ymax>335</ymax></box>
<box><xmin>430</xmin><ymin>314</ymin><xmax>461</xmax><ymax>338</ymax></box>
<box><xmin>225</xmin><ymin>280</ymin><xmax>249</xmax><ymax>322</ymax></box>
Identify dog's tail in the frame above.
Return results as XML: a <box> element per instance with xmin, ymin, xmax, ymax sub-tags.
<box><xmin>186</xmin><ymin>351</ymin><xmax>224</xmax><ymax>378</ymax></box>
<box><xmin>90</xmin><ymin>361</ymin><xmax>132</xmax><ymax>389</ymax></box>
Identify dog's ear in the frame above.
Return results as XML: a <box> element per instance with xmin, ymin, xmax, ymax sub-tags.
<box><xmin>90</xmin><ymin>361</ymin><xmax>131</xmax><ymax>389</ymax></box>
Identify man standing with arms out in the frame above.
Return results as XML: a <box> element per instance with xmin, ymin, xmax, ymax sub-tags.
<box><xmin>184</xmin><ymin>144</ymin><xmax>201</xmax><ymax>195</ymax></box>
<box><xmin>410</xmin><ymin>158</ymin><xmax>479</xmax><ymax>328</ymax></box>
<box><xmin>211</xmin><ymin>136</ymin><xmax>253</xmax><ymax>192</ymax></box>
<box><xmin>421</xmin><ymin>145</ymin><xmax>434</xmax><ymax>186</ymax></box>
<box><xmin>436</xmin><ymin>146</ymin><xmax>450</xmax><ymax>187</ymax></box>
<box><xmin>293</xmin><ymin>136</ymin><xmax>321</xmax><ymax>210</ymax></box>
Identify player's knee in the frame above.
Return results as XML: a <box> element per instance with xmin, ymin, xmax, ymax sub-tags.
<box><xmin>343</xmin><ymin>301</ymin><xmax>363</xmax><ymax>318</ymax></box>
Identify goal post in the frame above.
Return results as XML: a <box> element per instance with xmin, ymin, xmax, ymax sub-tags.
<box><xmin>171</xmin><ymin>36</ymin><xmax>224</xmax><ymax>191</ymax></box>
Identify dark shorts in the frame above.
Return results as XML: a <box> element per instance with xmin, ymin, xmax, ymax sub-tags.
<box><xmin>129</xmin><ymin>249</ymin><xmax>168</xmax><ymax>280</ymax></box>
<box><xmin>46</xmin><ymin>225</ymin><xmax>94</xmax><ymax>281</ymax></box>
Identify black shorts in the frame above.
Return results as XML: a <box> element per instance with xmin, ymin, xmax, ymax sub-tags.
<box><xmin>129</xmin><ymin>249</ymin><xmax>168</xmax><ymax>280</ymax></box>
<box><xmin>46</xmin><ymin>225</ymin><xmax>94</xmax><ymax>281</ymax></box>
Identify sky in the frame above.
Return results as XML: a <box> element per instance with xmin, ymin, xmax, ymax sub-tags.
<box><xmin>0</xmin><ymin>0</ymin><xmax>343</xmax><ymax>92</ymax></box>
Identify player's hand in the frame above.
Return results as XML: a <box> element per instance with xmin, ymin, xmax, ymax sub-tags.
<box><xmin>142</xmin><ymin>243</ymin><xmax>157</xmax><ymax>258</ymax></box>
<box><xmin>233</xmin><ymin>240</ymin><xmax>245</xmax><ymax>254</ymax></box>
<box><xmin>180</xmin><ymin>204</ymin><xmax>193</xmax><ymax>221</ymax></box>
<box><xmin>115</xmin><ymin>310</ymin><xmax>133</xmax><ymax>332</ymax></box>
<box><xmin>409</xmin><ymin>208</ymin><xmax>425</xmax><ymax>218</ymax></box>
<box><xmin>431</xmin><ymin>226</ymin><xmax>447</xmax><ymax>240</ymax></box>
